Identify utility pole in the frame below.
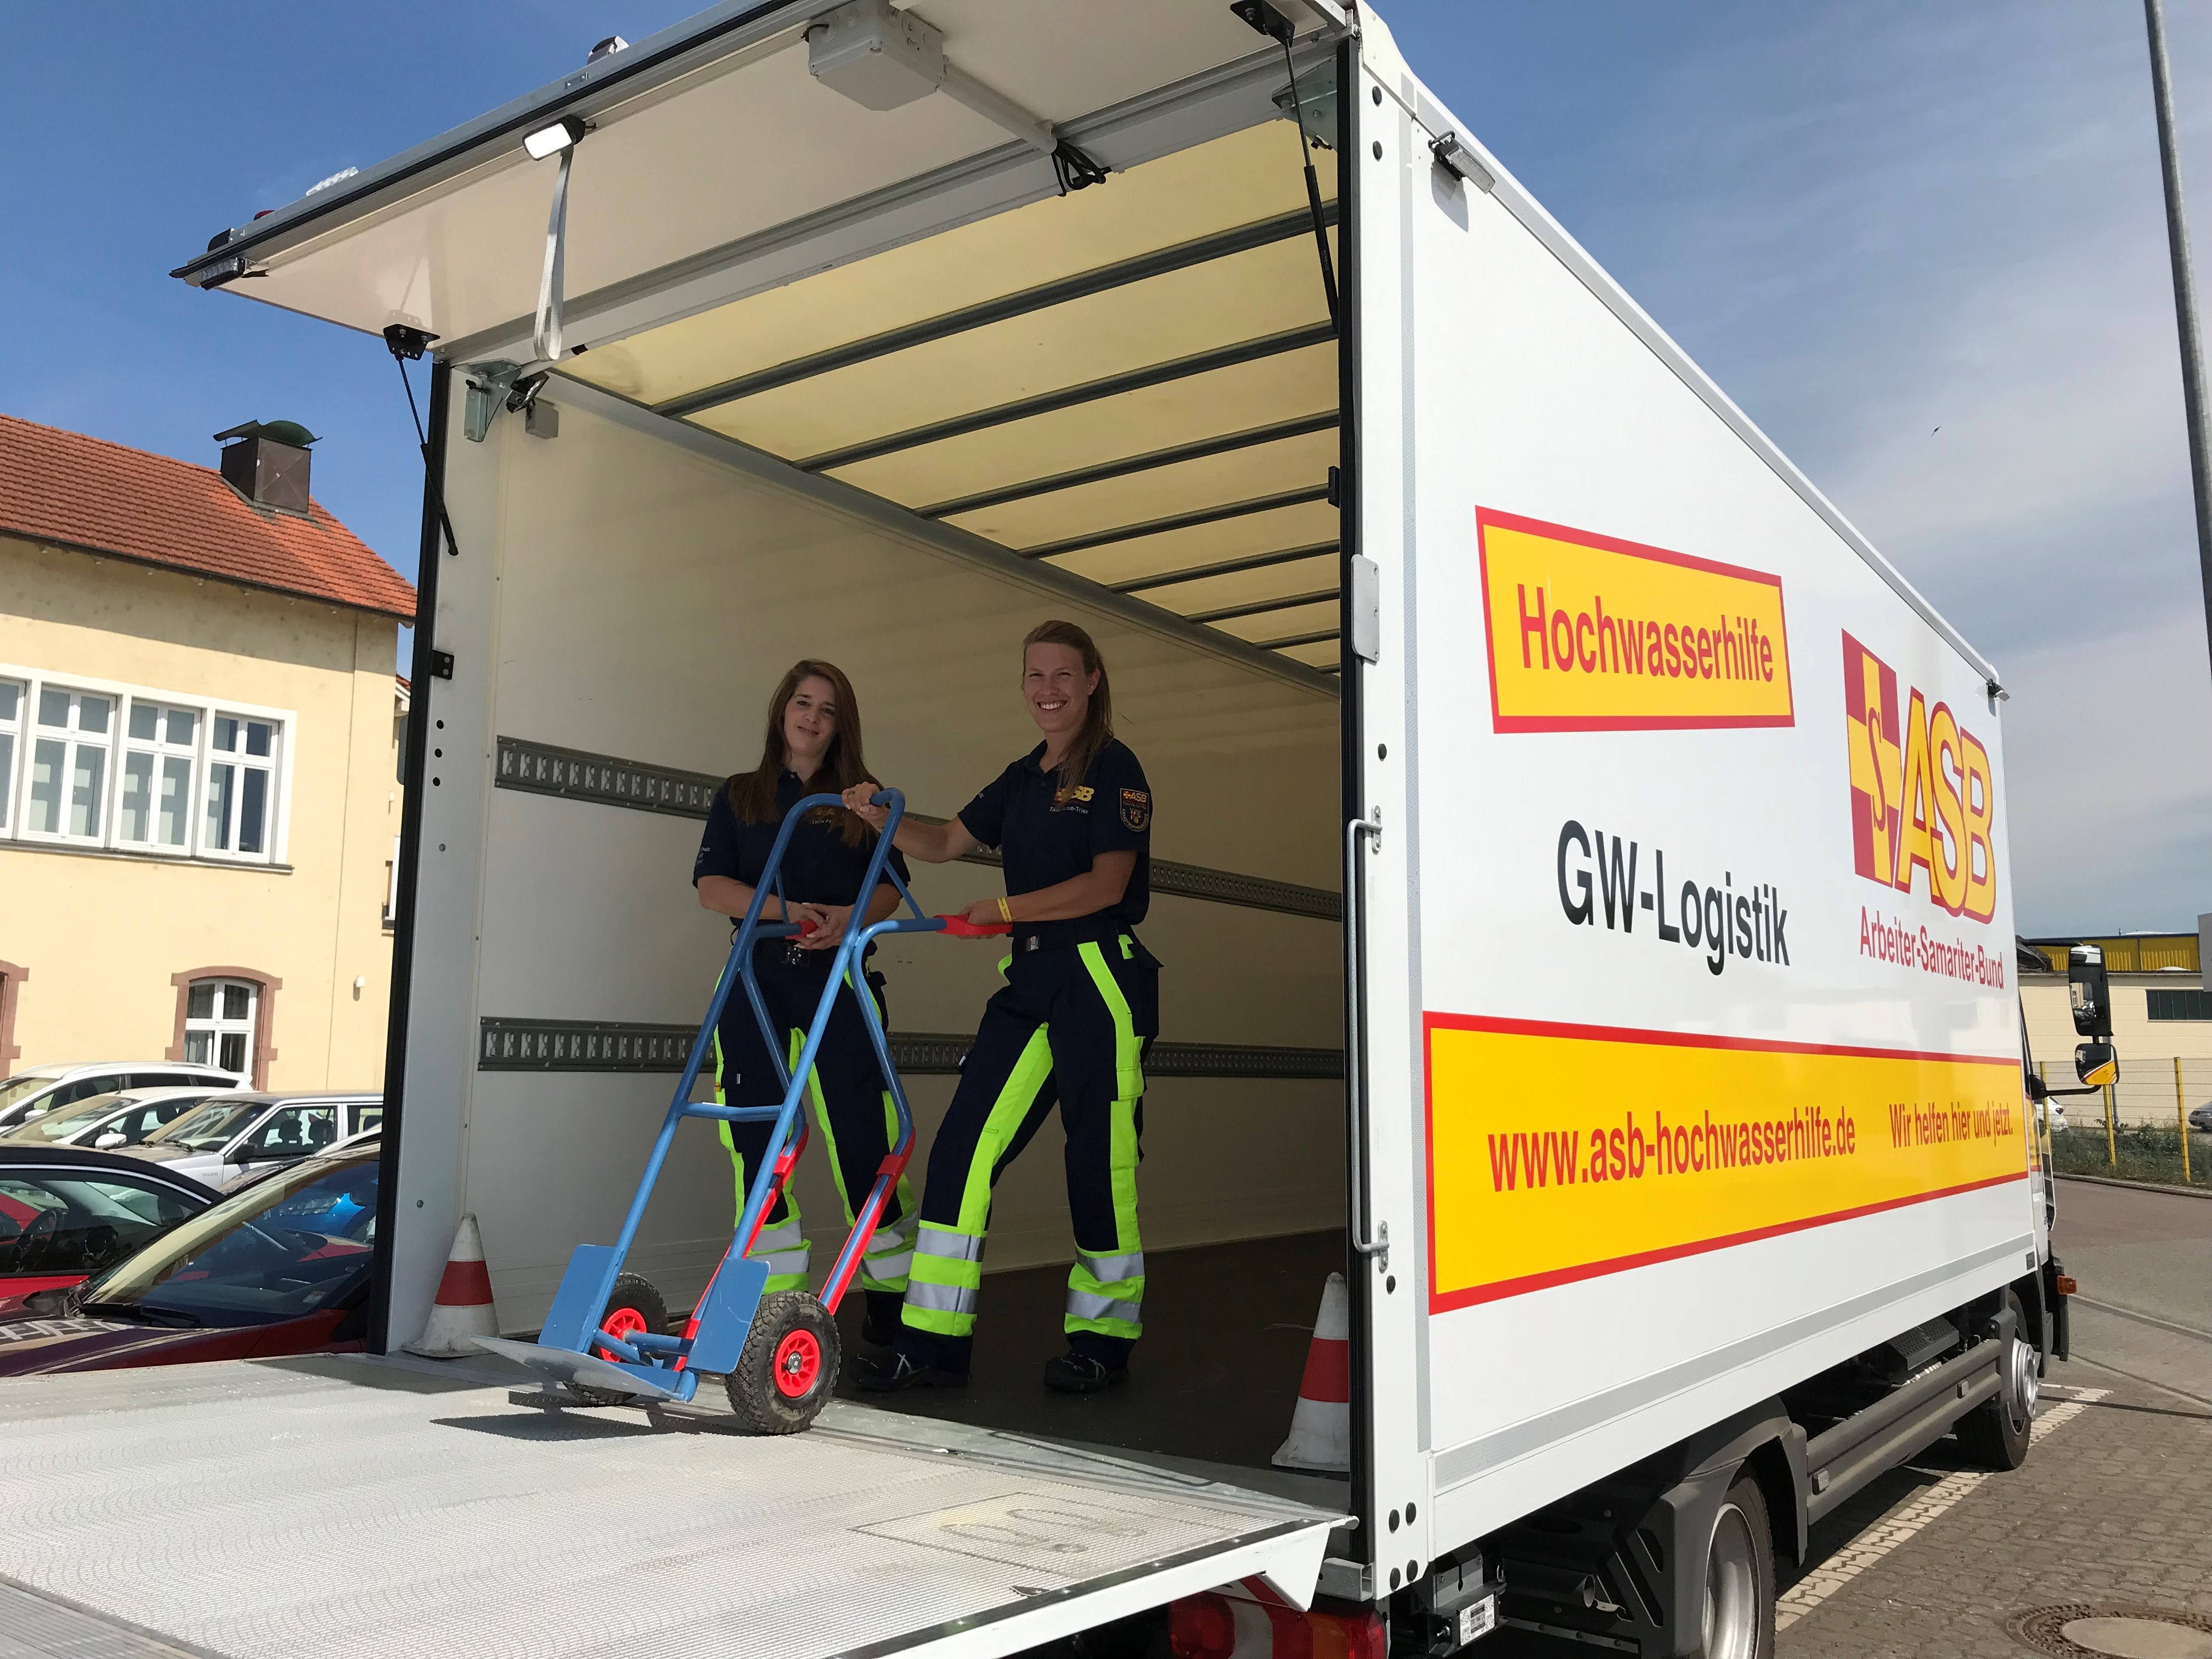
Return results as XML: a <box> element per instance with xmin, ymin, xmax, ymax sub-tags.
<box><xmin>2143</xmin><ymin>0</ymin><xmax>2212</xmax><ymax>687</ymax></box>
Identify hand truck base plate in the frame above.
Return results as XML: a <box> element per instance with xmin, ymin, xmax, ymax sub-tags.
<box><xmin>472</xmin><ymin>1335</ymin><xmax>684</xmax><ymax>1400</ymax></box>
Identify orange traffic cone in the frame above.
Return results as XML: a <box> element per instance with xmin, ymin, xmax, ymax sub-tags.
<box><xmin>1272</xmin><ymin>1272</ymin><xmax>1350</xmax><ymax>1471</ymax></box>
<box><xmin>405</xmin><ymin>1214</ymin><xmax>501</xmax><ymax>1358</ymax></box>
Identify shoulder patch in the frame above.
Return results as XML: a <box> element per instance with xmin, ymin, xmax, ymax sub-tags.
<box><xmin>1119</xmin><ymin>787</ymin><xmax>1151</xmax><ymax>832</ymax></box>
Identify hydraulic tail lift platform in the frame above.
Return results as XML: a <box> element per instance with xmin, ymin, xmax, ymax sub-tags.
<box><xmin>480</xmin><ymin>788</ymin><xmax>994</xmax><ymax>1431</ymax></box>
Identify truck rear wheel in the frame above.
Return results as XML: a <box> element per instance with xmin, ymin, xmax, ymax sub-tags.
<box><xmin>726</xmin><ymin>1291</ymin><xmax>840</xmax><ymax>1434</ymax></box>
<box><xmin>1699</xmin><ymin>1475</ymin><xmax>1775</xmax><ymax>1659</ymax></box>
<box><xmin>1955</xmin><ymin>1290</ymin><xmax>2035</xmax><ymax>1470</ymax></box>
<box><xmin>567</xmin><ymin>1272</ymin><xmax>669</xmax><ymax>1406</ymax></box>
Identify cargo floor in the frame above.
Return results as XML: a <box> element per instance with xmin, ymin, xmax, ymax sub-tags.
<box><xmin>0</xmin><ymin>1354</ymin><xmax>1339</xmax><ymax>1659</ymax></box>
<box><xmin>829</xmin><ymin>1228</ymin><xmax>1348</xmax><ymax>1476</ymax></box>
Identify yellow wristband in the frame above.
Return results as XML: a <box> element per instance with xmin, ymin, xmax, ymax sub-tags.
<box><xmin>997</xmin><ymin>896</ymin><xmax>1012</xmax><ymax>923</ymax></box>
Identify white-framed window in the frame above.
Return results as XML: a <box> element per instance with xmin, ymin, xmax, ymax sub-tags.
<box><xmin>117</xmin><ymin>701</ymin><xmax>199</xmax><ymax>852</ymax></box>
<box><xmin>0</xmin><ymin>664</ymin><xmax>291</xmax><ymax>867</ymax></box>
<box><xmin>0</xmin><ymin>680</ymin><xmax>19</xmax><ymax>832</ymax></box>
<box><xmin>183</xmin><ymin>978</ymin><xmax>258</xmax><ymax>1078</ymax></box>
<box><xmin>203</xmin><ymin>713</ymin><xmax>279</xmax><ymax>859</ymax></box>
<box><xmin>25</xmin><ymin>686</ymin><xmax>114</xmax><ymax>843</ymax></box>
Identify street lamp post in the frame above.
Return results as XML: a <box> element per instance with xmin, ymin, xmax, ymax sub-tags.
<box><xmin>2143</xmin><ymin>0</ymin><xmax>2212</xmax><ymax>690</ymax></box>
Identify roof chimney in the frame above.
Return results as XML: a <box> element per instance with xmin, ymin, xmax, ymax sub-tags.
<box><xmin>215</xmin><ymin>420</ymin><xmax>318</xmax><ymax>516</ymax></box>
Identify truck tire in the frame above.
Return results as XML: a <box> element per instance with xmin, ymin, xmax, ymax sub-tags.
<box><xmin>1698</xmin><ymin>1475</ymin><xmax>1775</xmax><ymax>1659</ymax></box>
<box><xmin>726</xmin><ymin>1291</ymin><xmax>840</xmax><ymax>1434</ymax></box>
<box><xmin>1954</xmin><ymin>1290</ymin><xmax>2035</xmax><ymax>1470</ymax></box>
<box><xmin>567</xmin><ymin>1272</ymin><xmax>669</xmax><ymax>1406</ymax></box>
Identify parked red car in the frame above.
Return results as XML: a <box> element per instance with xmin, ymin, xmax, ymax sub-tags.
<box><xmin>0</xmin><ymin>1140</ymin><xmax>379</xmax><ymax>1373</ymax></box>
<box><xmin>0</xmin><ymin>1146</ymin><xmax>219</xmax><ymax>1316</ymax></box>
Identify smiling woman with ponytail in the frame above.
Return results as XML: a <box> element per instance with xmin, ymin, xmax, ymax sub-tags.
<box><xmin>843</xmin><ymin>619</ymin><xmax>1159</xmax><ymax>1397</ymax></box>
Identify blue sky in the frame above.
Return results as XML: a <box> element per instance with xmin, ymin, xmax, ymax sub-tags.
<box><xmin>3</xmin><ymin>3</ymin><xmax>2207</xmax><ymax>934</ymax></box>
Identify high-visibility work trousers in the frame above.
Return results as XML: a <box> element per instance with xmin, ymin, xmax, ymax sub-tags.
<box><xmin>902</xmin><ymin>932</ymin><xmax>1158</xmax><ymax>1370</ymax></box>
<box><xmin>712</xmin><ymin>951</ymin><xmax>915</xmax><ymax>1305</ymax></box>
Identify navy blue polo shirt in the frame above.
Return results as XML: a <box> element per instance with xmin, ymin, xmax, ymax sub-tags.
<box><xmin>957</xmin><ymin>738</ymin><xmax>1151</xmax><ymax>929</ymax></box>
<box><xmin>693</xmin><ymin>771</ymin><xmax>910</xmax><ymax>921</ymax></box>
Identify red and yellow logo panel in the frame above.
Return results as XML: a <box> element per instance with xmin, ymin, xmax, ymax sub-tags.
<box><xmin>1477</xmin><ymin>509</ymin><xmax>1795</xmax><ymax>732</ymax></box>
<box><xmin>1842</xmin><ymin>631</ymin><xmax>1995</xmax><ymax>921</ymax></box>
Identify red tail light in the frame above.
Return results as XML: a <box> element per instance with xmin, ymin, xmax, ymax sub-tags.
<box><xmin>1169</xmin><ymin>1593</ymin><xmax>1238</xmax><ymax>1659</ymax></box>
<box><xmin>1325</xmin><ymin>1607</ymin><xmax>1386</xmax><ymax>1659</ymax></box>
<box><xmin>1167</xmin><ymin>1591</ymin><xmax>1384</xmax><ymax>1659</ymax></box>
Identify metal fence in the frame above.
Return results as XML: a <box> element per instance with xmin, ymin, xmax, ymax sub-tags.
<box><xmin>2037</xmin><ymin>1053</ymin><xmax>2210</xmax><ymax>1189</ymax></box>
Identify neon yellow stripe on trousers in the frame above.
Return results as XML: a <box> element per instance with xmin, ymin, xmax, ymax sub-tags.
<box><xmin>780</xmin><ymin>1025</ymin><xmax>912</xmax><ymax>1293</ymax></box>
<box><xmin>1071</xmin><ymin>941</ymin><xmax>1145</xmax><ymax>1340</ymax></box>
<box><xmin>713</xmin><ymin>1019</ymin><xmax>809</xmax><ymax>1293</ymax></box>
<box><xmin>900</xmin><ymin>1028</ymin><xmax>1054</xmax><ymax>1340</ymax></box>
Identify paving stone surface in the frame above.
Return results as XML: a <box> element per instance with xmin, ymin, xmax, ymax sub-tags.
<box><xmin>1775</xmin><ymin>1374</ymin><xmax>2212</xmax><ymax>1658</ymax></box>
<box><xmin>1776</xmin><ymin>1176</ymin><xmax>2212</xmax><ymax>1659</ymax></box>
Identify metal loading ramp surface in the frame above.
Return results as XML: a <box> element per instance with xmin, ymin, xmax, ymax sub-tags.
<box><xmin>0</xmin><ymin>1356</ymin><xmax>1338</xmax><ymax>1659</ymax></box>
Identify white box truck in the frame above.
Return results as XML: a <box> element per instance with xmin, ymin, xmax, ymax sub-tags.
<box><xmin>0</xmin><ymin>4</ymin><xmax>2076</xmax><ymax>1656</ymax></box>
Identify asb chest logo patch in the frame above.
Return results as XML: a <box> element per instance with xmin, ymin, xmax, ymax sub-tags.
<box><xmin>1120</xmin><ymin>788</ymin><xmax>1151</xmax><ymax>832</ymax></box>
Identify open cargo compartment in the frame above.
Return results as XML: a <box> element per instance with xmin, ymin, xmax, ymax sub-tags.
<box><xmin>309</xmin><ymin>5</ymin><xmax>1370</xmax><ymax>1644</ymax></box>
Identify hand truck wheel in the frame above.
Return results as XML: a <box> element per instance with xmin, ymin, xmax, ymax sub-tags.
<box><xmin>566</xmin><ymin>1271</ymin><xmax>668</xmax><ymax>1405</ymax></box>
<box><xmin>726</xmin><ymin>1291</ymin><xmax>840</xmax><ymax>1434</ymax></box>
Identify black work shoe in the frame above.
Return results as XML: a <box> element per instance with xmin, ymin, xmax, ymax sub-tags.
<box><xmin>851</xmin><ymin>1350</ymin><xmax>969</xmax><ymax>1392</ymax></box>
<box><xmin>1043</xmin><ymin>1351</ymin><xmax>1129</xmax><ymax>1394</ymax></box>
<box><xmin>860</xmin><ymin>1317</ymin><xmax>900</xmax><ymax>1351</ymax></box>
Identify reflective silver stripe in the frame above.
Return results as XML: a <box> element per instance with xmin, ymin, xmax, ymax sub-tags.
<box><xmin>1065</xmin><ymin>1290</ymin><xmax>1143</xmax><ymax>1325</ymax></box>
<box><xmin>751</xmin><ymin>1217</ymin><xmax>804</xmax><ymax>1251</ymax></box>
<box><xmin>752</xmin><ymin>1249</ymin><xmax>811</xmax><ymax>1278</ymax></box>
<box><xmin>904</xmin><ymin>1278</ymin><xmax>979</xmax><ymax>1314</ymax></box>
<box><xmin>865</xmin><ymin>1251</ymin><xmax>914</xmax><ymax>1279</ymax></box>
<box><xmin>916</xmin><ymin>1224</ymin><xmax>985</xmax><ymax>1263</ymax></box>
<box><xmin>1078</xmin><ymin>1250</ymin><xmax>1145</xmax><ymax>1284</ymax></box>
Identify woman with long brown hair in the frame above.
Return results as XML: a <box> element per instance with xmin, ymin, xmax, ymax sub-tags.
<box><xmin>693</xmin><ymin>659</ymin><xmax>914</xmax><ymax>1346</ymax></box>
<box><xmin>842</xmin><ymin>620</ymin><xmax>1158</xmax><ymax>1395</ymax></box>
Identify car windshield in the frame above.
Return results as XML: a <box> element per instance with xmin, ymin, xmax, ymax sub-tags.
<box><xmin>144</xmin><ymin>1099</ymin><xmax>263</xmax><ymax>1151</ymax></box>
<box><xmin>7</xmin><ymin>1093</ymin><xmax>127</xmax><ymax>1142</ymax></box>
<box><xmin>78</xmin><ymin>1153</ymin><xmax>378</xmax><ymax>1328</ymax></box>
<box><xmin>0</xmin><ymin>1075</ymin><xmax>62</xmax><ymax>1113</ymax></box>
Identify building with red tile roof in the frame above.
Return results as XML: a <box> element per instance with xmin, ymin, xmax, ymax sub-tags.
<box><xmin>0</xmin><ymin>414</ymin><xmax>414</xmax><ymax>622</ymax></box>
<box><xmin>0</xmin><ymin>413</ymin><xmax>411</xmax><ymax>1088</ymax></box>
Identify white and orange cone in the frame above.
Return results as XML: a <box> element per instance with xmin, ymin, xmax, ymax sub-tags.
<box><xmin>405</xmin><ymin>1214</ymin><xmax>501</xmax><ymax>1358</ymax></box>
<box><xmin>1272</xmin><ymin>1271</ymin><xmax>1350</xmax><ymax>1472</ymax></box>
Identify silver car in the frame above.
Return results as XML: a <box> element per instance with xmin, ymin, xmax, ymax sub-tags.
<box><xmin>122</xmin><ymin>1093</ymin><xmax>383</xmax><ymax>1189</ymax></box>
<box><xmin>0</xmin><ymin>1064</ymin><xmax>245</xmax><ymax>1135</ymax></box>
<box><xmin>1</xmin><ymin>1087</ymin><xmax>227</xmax><ymax>1150</ymax></box>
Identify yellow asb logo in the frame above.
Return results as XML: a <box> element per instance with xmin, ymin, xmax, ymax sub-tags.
<box><xmin>1842</xmin><ymin>631</ymin><xmax>1995</xmax><ymax>922</ymax></box>
<box><xmin>1477</xmin><ymin>509</ymin><xmax>1794</xmax><ymax>732</ymax></box>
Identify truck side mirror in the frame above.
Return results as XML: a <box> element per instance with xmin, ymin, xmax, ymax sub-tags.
<box><xmin>2074</xmin><ymin>1041</ymin><xmax>2118</xmax><ymax>1088</ymax></box>
<box><xmin>2068</xmin><ymin>944</ymin><xmax>2112</xmax><ymax>1039</ymax></box>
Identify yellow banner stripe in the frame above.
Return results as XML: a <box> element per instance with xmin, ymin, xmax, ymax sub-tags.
<box><xmin>1425</xmin><ymin>1014</ymin><xmax>2025</xmax><ymax>1311</ymax></box>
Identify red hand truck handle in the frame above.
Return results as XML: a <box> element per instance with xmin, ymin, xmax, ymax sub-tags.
<box><xmin>935</xmin><ymin>913</ymin><xmax>1012</xmax><ymax>938</ymax></box>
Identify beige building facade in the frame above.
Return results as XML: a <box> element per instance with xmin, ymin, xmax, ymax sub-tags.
<box><xmin>0</xmin><ymin>415</ymin><xmax>414</xmax><ymax>1090</ymax></box>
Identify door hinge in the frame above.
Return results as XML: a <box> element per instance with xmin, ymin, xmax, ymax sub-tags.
<box><xmin>1349</xmin><ymin>555</ymin><xmax>1380</xmax><ymax>663</ymax></box>
<box><xmin>428</xmin><ymin>650</ymin><xmax>455</xmax><ymax>681</ymax></box>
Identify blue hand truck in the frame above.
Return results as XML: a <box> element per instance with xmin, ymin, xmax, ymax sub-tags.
<box><xmin>478</xmin><ymin>788</ymin><xmax>1000</xmax><ymax>1433</ymax></box>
